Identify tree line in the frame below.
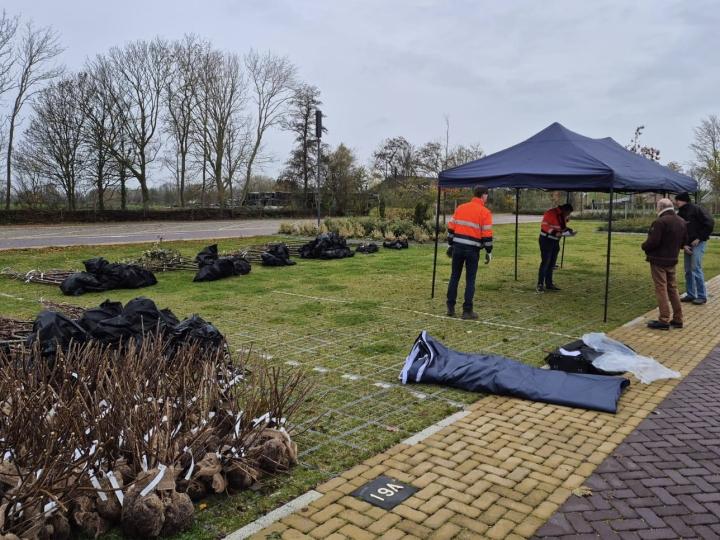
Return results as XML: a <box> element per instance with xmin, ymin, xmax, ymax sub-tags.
<box><xmin>1</xmin><ymin>10</ymin><xmax>718</xmax><ymax>214</ymax></box>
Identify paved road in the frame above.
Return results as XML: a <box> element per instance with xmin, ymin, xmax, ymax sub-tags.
<box><xmin>0</xmin><ymin>214</ymin><xmax>541</xmax><ymax>250</ymax></box>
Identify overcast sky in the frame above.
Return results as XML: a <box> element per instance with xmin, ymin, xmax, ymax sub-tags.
<box><xmin>4</xmin><ymin>0</ymin><xmax>719</xmax><ymax>179</ymax></box>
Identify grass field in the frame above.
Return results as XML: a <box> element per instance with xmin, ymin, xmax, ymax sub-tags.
<box><xmin>1</xmin><ymin>221</ymin><xmax>717</xmax><ymax>539</ymax></box>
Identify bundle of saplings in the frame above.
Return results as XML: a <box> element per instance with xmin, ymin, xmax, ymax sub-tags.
<box><xmin>299</xmin><ymin>233</ymin><xmax>354</xmax><ymax>260</ymax></box>
<box><xmin>193</xmin><ymin>245</ymin><xmax>251</xmax><ymax>282</ymax></box>
<box><xmin>0</xmin><ymin>328</ymin><xmax>312</xmax><ymax>539</ymax></box>
<box><xmin>355</xmin><ymin>242</ymin><xmax>379</xmax><ymax>254</ymax></box>
<box><xmin>382</xmin><ymin>238</ymin><xmax>409</xmax><ymax>249</ymax></box>
<box><xmin>260</xmin><ymin>243</ymin><xmax>296</xmax><ymax>266</ymax></box>
<box><xmin>60</xmin><ymin>257</ymin><xmax>157</xmax><ymax>296</ymax></box>
<box><xmin>124</xmin><ymin>243</ymin><xmax>196</xmax><ymax>272</ymax></box>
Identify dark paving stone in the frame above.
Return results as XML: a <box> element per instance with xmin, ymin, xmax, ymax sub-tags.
<box><xmin>534</xmin><ymin>346</ymin><xmax>720</xmax><ymax>539</ymax></box>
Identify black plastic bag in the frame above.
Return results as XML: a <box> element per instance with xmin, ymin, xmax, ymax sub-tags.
<box><xmin>261</xmin><ymin>243</ymin><xmax>296</xmax><ymax>266</ymax></box>
<box><xmin>60</xmin><ymin>257</ymin><xmax>157</xmax><ymax>296</ymax></box>
<box><xmin>299</xmin><ymin>233</ymin><xmax>354</xmax><ymax>259</ymax></box>
<box><xmin>355</xmin><ymin>242</ymin><xmax>379</xmax><ymax>254</ymax></box>
<box><xmin>383</xmin><ymin>239</ymin><xmax>409</xmax><ymax>249</ymax></box>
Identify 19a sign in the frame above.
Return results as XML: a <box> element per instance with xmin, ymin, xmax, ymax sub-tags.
<box><xmin>351</xmin><ymin>475</ymin><xmax>418</xmax><ymax>510</ymax></box>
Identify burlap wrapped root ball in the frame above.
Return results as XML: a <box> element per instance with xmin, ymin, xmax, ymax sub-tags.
<box><xmin>247</xmin><ymin>429</ymin><xmax>298</xmax><ymax>474</ymax></box>
<box><xmin>181</xmin><ymin>453</ymin><xmax>225</xmax><ymax>502</ymax></box>
<box><xmin>71</xmin><ymin>495</ymin><xmax>111</xmax><ymax>539</ymax></box>
<box><xmin>121</xmin><ymin>467</ymin><xmax>193</xmax><ymax>538</ymax></box>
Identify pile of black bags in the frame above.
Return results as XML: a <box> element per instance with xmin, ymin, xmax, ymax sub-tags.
<box><xmin>60</xmin><ymin>257</ymin><xmax>157</xmax><ymax>296</ymax></box>
<box><xmin>383</xmin><ymin>238</ymin><xmax>409</xmax><ymax>249</ymax></box>
<box><xmin>299</xmin><ymin>233</ymin><xmax>354</xmax><ymax>260</ymax></box>
<box><xmin>194</xmin><ymin>244</ymin><xmax>251</xmax><ymax>282</ymax></box>
<box><xmin>355</xmin><ymin>242</ymin><xmax>379</xmax><ymax>254</ymax></box>
<box><xmin>261</xmin><ymin>243</ymin><xmax>296</xmax><ymax>266</ymax></box>
<box><xmin>27</xmin><ymin>297</ymin><xmax>223</xmax><ymax>356</ymax></box>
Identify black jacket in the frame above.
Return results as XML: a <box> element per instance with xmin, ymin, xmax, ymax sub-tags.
<box><xmin>677</xmin><ymin>203</ymin><xmax>714</xmax><ymax>243</ymax></box>
<box><xmin>642</xmin><ymin>209</ymin><xmax>687</xmax><ymax>267</ymax></box>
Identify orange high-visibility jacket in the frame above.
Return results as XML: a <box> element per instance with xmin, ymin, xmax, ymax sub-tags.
<box><xmin>447</xmin><ymin>197</ymin><xmax>493</xmax><ymax>252</ymax></box>
<box><xmin>540</xmin><ymin>207</ymin><xmax>567</xmax><ymax>239</ymax></box>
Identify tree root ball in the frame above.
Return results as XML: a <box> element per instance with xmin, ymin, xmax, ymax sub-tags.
<box><xmin>71</xmin><ymin>496</ymin><xmax>111</xmax><ymax>539</ymax></box>
<box><xmin>121</xmin><ymin>486</ymin><xmax>165</xmax><ymax>539</ymax></box>
<box><xmin>159</xmin><ymin>492</ymin><xmax>194</xmax><ymax>537</ymax></box>
<box><xmin>41</xmin><ymin>513</ymin><xmax>71</xmax><ymax>540</ymax></box>
<box><xmin>248</xmin><ymin>429</ymin><xmax>298</xmax><ymax>474</ymax></box>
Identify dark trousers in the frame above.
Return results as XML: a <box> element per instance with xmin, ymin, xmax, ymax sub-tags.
<box><xmin>447</xmin><ymin>244</ymin><xmax>480</xmax><ymax>312</ymax></box>
<box><xmin>538</xmin><ymin>235</ymin><xmax>560</xmax><ymax>286</ymax></box>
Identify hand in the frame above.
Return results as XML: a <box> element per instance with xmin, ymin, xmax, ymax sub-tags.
<box><xmin>446</xmin><ymin>246</ymin><xmax>453</xmax><ymax>258</ymax></box>
<box><xmin>485</xmin><ymin>252</ymin><xmax>492</xmax><ymax>264</ymax></box>
<box><xmin>684</xmin><ymin>245</ymin><xmax>693</xmax><ymax>255</ymax></box>
<box><xmin>691</xmin><ymin>239</ymin><xmax>700</xmax><ymax>247</ymax></box>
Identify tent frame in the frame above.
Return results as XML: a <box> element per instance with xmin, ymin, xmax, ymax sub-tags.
<box><xmin>431</xmin><ymin>186</ymin><xmax>620</xmax><ymax>322</ymax></box>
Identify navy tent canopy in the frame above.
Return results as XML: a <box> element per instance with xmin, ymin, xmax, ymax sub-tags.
<box><xmin>439</xmin><ymin>122</ymin><xmax>696</xmax><ymax>193</ymax></box>
<box><xmin>430</xmin><ymin>122</ymin><xmax>698</xmax><ymax>322</ymax></box>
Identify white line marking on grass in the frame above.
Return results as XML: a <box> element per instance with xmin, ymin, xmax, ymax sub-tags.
<box><xmin>272</xmin><ymin>290</ymin><xmax>576</xmax><ymax>339</ymax></box>
<box><xmin>224</xmin><ymin>490</ymin><xmax>322</xmax><ymax>540</ymax></box>
<box><xmin>401</xmin><ymin>410</ymin><xmax>470</xmax><ymax>446</ymax></box>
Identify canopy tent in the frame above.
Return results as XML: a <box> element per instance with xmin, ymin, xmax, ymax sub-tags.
<box><xmin>431</xmin><ymin>122</ymin><xmax>697</xmax><ymax>322</ymax></box>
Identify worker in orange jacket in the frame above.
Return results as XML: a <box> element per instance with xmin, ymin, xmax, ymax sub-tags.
<box><xmin>446</xmin><ymin>185</ymin><xmax>493</xmax><ymax>319</ymax></box>
<box><xmin>537</xmin><ymin>203</ymin><xmax>573</xmax><ymax>292</ymax></box>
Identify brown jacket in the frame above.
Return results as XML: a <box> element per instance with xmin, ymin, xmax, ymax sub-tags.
<box><xmin>641</xmin><ymin>209</ymin><xmax>688</xmax><ymax>267</ymax></box>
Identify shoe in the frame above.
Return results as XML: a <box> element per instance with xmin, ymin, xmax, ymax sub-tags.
<box><xmin>545</xmin><ymin>284</ymin><xmax>561</xmax><ymax>291</ymax></box>
<box><xmin>647</xmin><ymin>320</ymin><xmax>670</xmax><ymax>330</ymax></box>
<box><xmin>670</xmin><ymin>320</ymin><xmax>683</xmax><ymax>328</ymax></box>
<box><xmin>461</xmin><ymin>311</ymin><xmax>479</xmax><ymax>320</ymax></box>
<box><xmin>681</xmin><ymin>295</ymin><xmax>696</xmax><ymax>303</ymax></box>
<box><xmin>536</xmin><ymin>284</ymin><xmax>544</xmax><ymax>293</ymax></box>
<box><xmin>446</xmin><ymin>308</ymin><xmax>456</xmax><ymax>317</ymax></box>
<box><xmin>692</xmin><ymin>298</ymin><xmax>707</xmax><ymax>305</ymax></box>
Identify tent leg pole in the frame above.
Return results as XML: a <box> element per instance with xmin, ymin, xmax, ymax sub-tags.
<box><xmin>514</xmin><ymin>189</ymin><xmax>519</xmax><ymax>281</ymax></box>
<box><xmin>560</xmin><ymin>191</ymin><xmax>570</xmax><ymax>269</ymax></box>
<box><xmin>431</xmin><ymin>182</ymin><xmax>442</xmax><ymax>299</ymax></box>
<box><xmin>603</xmin><ymin>188</ymin><xmax>614</xmax><ymax>323</ymax></box>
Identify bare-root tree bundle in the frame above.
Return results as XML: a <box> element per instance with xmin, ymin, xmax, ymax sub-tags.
<box><xmin>0</xmin><ymin>269</ymin><xmax>76</xmax><ymax>287</ymax></box>
<box><xmin>0</xmin><ymin>334</ymin><xmax>313</xmax><ymax>539</ymax></box>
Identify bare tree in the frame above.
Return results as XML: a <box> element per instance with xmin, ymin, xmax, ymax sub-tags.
<box><xmin>281</xmin><ymin>84</ymin><xmax>323</xmax><ymax>202</ymax></box>
<box><xmin>0</xmin><ymin>10</ymin><xmax>18</xmax><ymax>99</ymax></box>
<box><xmin>76</xmin><ymin>70</ymin><xmax>122</xmax><ymax>211</ymax></box>
<box><xmin>240</xmin><ymin>49</ymin><xmax>296</xmax><ymax>204</ymax></box>
<box><xmin>4</xmin><ymin>21</ymin><xmax>63</xmax><ymax>209</ymax></box>
<box><xmin>196</xmin><ymin>50</ymin><xmax>249</xmax><ymax>207</ymax></box>
<box><xmin>691</xmin><ymin>115</ymin><xmax>720</xmax><ymax>208</ymax></box>
<box><xmin>165</xmin><ymin>35</ymin><xmax>206</xmax><ymax>207</ymax></box>
<box><xmin>372</xmin><ymin>136</ymin><xmax>416</xmax><ymax>180</ymax></box>
<box><xmin>14</xmin><ymin>76</ymin><xmax>87</xmax><ymax>209</ymax></box>
<box><xmin>89</xmin><ymin>38</ymin><xmax>170</xmax><ymax>210</ymax></box>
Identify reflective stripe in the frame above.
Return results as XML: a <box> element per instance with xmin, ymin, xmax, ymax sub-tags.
<box><xmin>484</xmin><ymin>240</ymin><xmax>493</xmax><ymax>246</ymax></box>
<box><xmin>449</xmin><ymin>218</ymin><xmax>482</xmax><ymax>230</ymax></box>
<box><xmin>539</xmin><ymin>232</ymin><xmax>560</xmax><ymax>241</ymax></box>
<box><xmin>453</xmin><ymin>237</ymin><xmax>482</xmax><ymax>247</ymax></box>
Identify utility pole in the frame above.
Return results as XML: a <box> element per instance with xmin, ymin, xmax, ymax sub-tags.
<box><xmin>315</xmin><ymin>109</ymin><xmax>323</xmax><ymax>227</ymax></box>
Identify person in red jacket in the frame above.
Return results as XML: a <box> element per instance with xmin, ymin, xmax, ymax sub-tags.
<box><xmin>537</xmin><ymin>203</ymin><xmax>573</xmax><ymax>292</ymax></box>
<box><xmin>446</xmin><ymin>185</ymin><xmax>493</xmax><ymax>319</ymax></box>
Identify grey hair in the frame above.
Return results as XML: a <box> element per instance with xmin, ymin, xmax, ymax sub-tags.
<box><xmin>657</xmin><ymin>198</ymin><xmax>674</xmax><ymax>210</ymax></box>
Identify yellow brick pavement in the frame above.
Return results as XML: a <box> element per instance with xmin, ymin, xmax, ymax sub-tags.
<box><xmin>250</xmin><ymin>276</ymin><xmax>720</xmax><ymax>539</ymax></box>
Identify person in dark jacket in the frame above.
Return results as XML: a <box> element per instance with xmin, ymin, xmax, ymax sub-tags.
<box><xmin>674</xmin><ymin>192</ymin><xmax>714</xmax><ymax>305</ymax></box>
<box><xmin>641</xmin><ymin>198</ymin><xmax>688</xmax><ymax>330</ymax></box>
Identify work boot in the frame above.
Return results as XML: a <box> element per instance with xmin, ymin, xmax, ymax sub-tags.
<box><xmin>545</xmin><ymin>284</ymin><xmax>561</xmax><ymax>291</ymax></box>
<box><xmin>536</xmin><ymin>284</ymin><xmax>544</xmax><ymax>293</ymax></box>
<box><xmin>461</xmin><ymin>311</ymin><xmax>479</xmax><ymax>320</ymax></box>
<box><xmin>670</xmin><ymin>320</ymin><xmax>683</xmax><ymax>329</ymax></box>
<box><xmin>446</xmin><ymin>306</ymin><xmax>456</xmax><ymax>317</ymax></box>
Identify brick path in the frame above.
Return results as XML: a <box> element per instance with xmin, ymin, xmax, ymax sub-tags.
<box><xmin>533</xmin><ymin>346</ymin><xmax>720</xmax><ymax>540</ymax></box>
<box><xmin>248</xmin><ymin>276</ymin><xmax>720</xmax><ymax>540</ymax></box>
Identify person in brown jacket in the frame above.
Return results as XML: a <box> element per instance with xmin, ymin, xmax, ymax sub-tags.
<box><xmin>641</xmin><ymin>198</ymin><xmax>688</xmax><ymax>330</ymax></box>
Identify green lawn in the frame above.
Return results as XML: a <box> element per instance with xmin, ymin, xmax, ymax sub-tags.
<box><xmin>1</xmin><ymin>221</ymin><xmax>717</xmax><ymax>539</ymax></box>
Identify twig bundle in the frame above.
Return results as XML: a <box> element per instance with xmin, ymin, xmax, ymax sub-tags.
<box><xmin>0</xmin><ymin>332</ymin><xmax>313</xmax><ymax>539</ymax></box>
